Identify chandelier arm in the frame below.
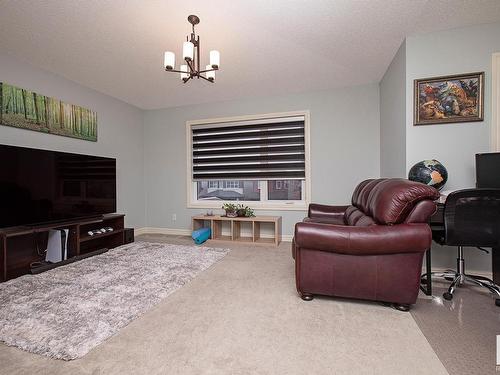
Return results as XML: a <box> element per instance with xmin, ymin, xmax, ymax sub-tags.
<box><xmin>199</xmin><ymin>75</ymin><xmax>215</xmax><ymax>83</ymax></box>
<box><xmin>165</xmin><ymin>69</ymin><xmax>187</xmax><ymax>74</ymax></box>
<box><xmin>198</xmin><ymin>68</ymin><xmax>218</xmax><ymax>74</ymax></box>
<box><xmin>186</xmin><ymin>58</ymin><xmax>196</xmax><ymax>73</ymax></box>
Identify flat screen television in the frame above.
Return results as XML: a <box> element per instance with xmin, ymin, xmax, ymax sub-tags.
<box><xmin>475</xmin><ymin>152</ymin><xmax>500</xmax><ymax>188</ymax></box>
<box><xmin>0</xmin><ymin>144</ymin><xmax>116</xmax><ymax>229</ymax></box>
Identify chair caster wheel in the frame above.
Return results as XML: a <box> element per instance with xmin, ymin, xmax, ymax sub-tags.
<box><xmin>443</xmin><ymin>292</ymin><xmax>453</xmax><ymax>301</ymax></box>
<box><xmin>495</xmin><ymin>299</ymin><xmax>500</xmax><ymax>307</ymax></box>
<box><xmin>300</xmin><ymin>293</ymin><xmax>314</xmax><ymax>301</ymax></box>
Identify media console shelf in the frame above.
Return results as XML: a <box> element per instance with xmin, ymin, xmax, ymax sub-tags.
<box><xmin>0</xmin><ymin>214</ymin><xmax>125</xmax><ymax>281</ymax></box>
<box><xmin>192</xmin><ymin>215</ymin><xmax>282</xmax><ymax>246</ymax></box>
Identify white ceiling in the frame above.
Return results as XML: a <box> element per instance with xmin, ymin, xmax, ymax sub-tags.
<box><xmin>1</xmin><ymin>0</ymin><xmax>500</xmax><ymax>110</ymax></box>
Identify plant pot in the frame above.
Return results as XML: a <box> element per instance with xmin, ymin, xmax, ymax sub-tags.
<box><xmin>237</xmin><ymin>209</ymin><xmax>246</xmax><ymax>217</ymax></box>
<box><xmin>226</xmin><ymin>211</ymin><xmax>238</xmax><ymax>218</ymax></box>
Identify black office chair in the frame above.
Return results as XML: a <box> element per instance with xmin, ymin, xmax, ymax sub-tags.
<box><xmin>431</xmin><ymin>189</ymin><xmax>500</xmax><ymax>306</ymax></box>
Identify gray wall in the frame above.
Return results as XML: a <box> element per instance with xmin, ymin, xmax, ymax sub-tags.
<box><xmin>0</xmin><ymin>52</ymin><xmax>145</xmax><ymax>228</ymax></box>
<box><xmin>380</xmin><ymin>40</ymin><xmax>406</xmax><ymax>177</ymax></box>
<box><xmin>144</xmin><ymin>84</ymin><xmax>380</xmax><ymax>237</ymax></box>
<box><xmin>406</xmin><ymin>22</ymin><xmax>500</xmax><ymax>190</ymax></box>
<box><xmin>405</xmin><ymin>22</ymin><xmax>500</xmax><ymax>273</ymax></box>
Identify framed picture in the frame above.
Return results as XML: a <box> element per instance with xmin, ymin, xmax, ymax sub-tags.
<box><xmin>414</xmin><ymin>72</ymin><xmax>484</xmax><ymax>126</ymax></box>
<box><xmin>0</xmin><ymin>82</ymin><xmax>97</xmax><ymax>141</ymax></box>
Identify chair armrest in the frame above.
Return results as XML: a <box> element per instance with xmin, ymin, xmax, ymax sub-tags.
<box><xmin>294</xmin><ymin>222</ymin><xmax>431</xmax><ymax>255</ymax></box>
<box><xmin>308</xmin><ymin>204</ymin><xmax>349</xmax><ymax>219</ymax></box>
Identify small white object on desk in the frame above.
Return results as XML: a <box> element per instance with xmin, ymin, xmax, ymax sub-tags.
<box><xmin>438</xmin><ymin>190</ymin><xmax>455</xmax><ymax>204</ymax></box>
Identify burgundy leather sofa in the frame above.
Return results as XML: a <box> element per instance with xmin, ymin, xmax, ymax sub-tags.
<box><xmin>292</xmin><ymin>178</ymin><xmax>439</xmax><ymax>310</ymax></box>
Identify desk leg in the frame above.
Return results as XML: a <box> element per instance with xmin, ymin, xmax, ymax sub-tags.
<box><xmin>493</xmin><ymin>246</ymin><xmax>500</xmax><ymax>285</ymax></box>
<box><xmin>420</xmin><ymin>248</ymin><xmax>432</xmax><ymax>296</ymax></box>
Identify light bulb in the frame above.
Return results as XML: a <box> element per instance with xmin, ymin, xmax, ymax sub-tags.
<box><xmin>164</xmin><ymin>51</ymin><xmax>175</xmax><ymax>70</ymax></box>
<box><xmin>180</xmin><ymin>64</ymin><xmax>189</xmax><ymax>80</ymax></box>
<box><xmin>206</xmin><ymin>65</ymin><xmax>215</xmax><ymax>81</ymax></box>
<box><xmin>209</xmin><ymin>50</ymin><xmax>220</xmax><ymax>69</ymax></box>
<box><xmin>183</xmin><ymin>42</ymin><xmax>194</xmax><ymax>61</ymax></box>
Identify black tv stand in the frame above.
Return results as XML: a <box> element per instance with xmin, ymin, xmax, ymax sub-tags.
<box><xmin>25</xmin><ymin>215</ymin><xmax>103</xmax><ymax>229</ymax></box>
<box><xmin>0</xmin><ymin>214</ymin><xmax>125</xmax><ymax>281</ymax></box>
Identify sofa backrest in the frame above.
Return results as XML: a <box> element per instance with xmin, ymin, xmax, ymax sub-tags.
<box><xmin>344</xmin><ymin>206</ymin><xmax>376</xmax><ymax>226</ymax></box>
<box><xmin>345</xmin><ymin>179</ymin><xmax>380</xmax><ymax>226</ymax></box>
<box><xmin>349</xmin><ymin>178</ymin><xmax>439</xmax><ymax>225</ymax></box>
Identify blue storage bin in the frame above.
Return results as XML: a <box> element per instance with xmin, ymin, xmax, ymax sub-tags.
<box><xmin>192</xmin><ymin>227</ymin><xmax>211</xmax><ymax>245</ymax></box>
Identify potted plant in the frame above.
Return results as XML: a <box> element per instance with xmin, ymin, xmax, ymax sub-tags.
<box><xmin>245</xmin><ymin>206</ymin><xmax>255</xmax><ymax>217</ymax></box>
<box><xmin>236</xmin><ymin>204</ymin><xmax>246</xmax><ymax>217</ymax></box>
<box><xmin>222</xmin><ymin>203</ymin><xmax>238</xmax><ymax>217</ymax></box>
<box><xmin>236</xmin><ymin>204</ymin><xmax>255</xmax><ymax>217</ymax></box>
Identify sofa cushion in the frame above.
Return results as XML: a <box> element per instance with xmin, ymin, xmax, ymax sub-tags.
<box><xmin>344</xmin><ymin>206</ymin><xmax>375</xmax><ymax>226</ymax></box>
<box><xmin>366</xmin><ymin>179</ymin><xmax>439</xmax><ymax>225</ymax></box>
<box><xmin>303</xmin><ymin>216</ymin><xmax>345</xmax><ymax>225</ymax></box>
<box><xmin>351</xmin><ymin>179</ymin><xmax>374</xmax><ymax>206</ymax></box>
<box><xmin>351</xmin><ymin>179</ymin><xmax>386</xmax><ymax>213</ymax></box>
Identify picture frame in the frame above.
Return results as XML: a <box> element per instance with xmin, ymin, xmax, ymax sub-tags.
<box><xmin>414</xmin><ymin>72</ymin><xmax>484</xmax><ymax>126</ymax></box>
<box><xmin>0</xmin><ymin>82</ymin><xmax>97</xmax><ymax>141</ymax></box>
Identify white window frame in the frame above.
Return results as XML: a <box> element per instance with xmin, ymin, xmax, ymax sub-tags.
<box><xmin>207</xmin><ymin>181</ymin><xmax>219</xmax><ymax>189</ymax></box>
<box><xmin>186</xmin><ymin>110</ymin><xmax>311</xmax><ymax>211</ymax></box>
<box><xmin>222</xmin><ymin>181</ymin><xmax>241</xmax><ymax>189</ymax></box>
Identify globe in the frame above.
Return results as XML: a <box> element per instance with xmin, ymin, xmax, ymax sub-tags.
<box><xmin>408</xmin><ymin>159</ymin><xmax>448</xmax><ymax>190</ymax></box>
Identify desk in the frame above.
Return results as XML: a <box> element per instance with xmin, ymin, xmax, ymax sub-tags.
<box><xmin>423</xmin><ymin>202</ymin><xmax>500</xmax><ymax>294</ymax></box>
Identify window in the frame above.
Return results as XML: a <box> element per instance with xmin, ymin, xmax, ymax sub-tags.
<box><xmin>187</xmin><ymin>111</ymin><xmax>310</xmax><ymax>210</ymax></box>
<box><xmin>268</xmin><ymin>180</ymin><xmax>301</xmax><ymax>200</ymax></box>
<box><xmin>197</xmin><ymin>180</ymin><xmax>259</xmax><ymax>201</ymax></box>
<box><xmin>207</xmin><ymin>181</ymin><xmax>219</xmax><ymax>189</ymax></box>
<box><xmin>222</xmin><ymin>181</ymin><xmax>241</xmax><ymax>189</ymax></box>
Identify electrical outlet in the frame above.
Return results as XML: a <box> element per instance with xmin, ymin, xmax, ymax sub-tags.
<box><xmin>172</xmin><ymin>214</ymin><xmax>177</xmax><ymax>221</ymax></box>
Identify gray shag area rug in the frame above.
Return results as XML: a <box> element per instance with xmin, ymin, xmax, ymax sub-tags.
<box><xmin>0</xmin><ymin>241</ymin><xmax>229</xmax><ymax>360</ymax></box>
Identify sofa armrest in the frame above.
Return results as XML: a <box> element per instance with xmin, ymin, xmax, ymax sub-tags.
<box><xmin>294</xmin><ymin>222</ymin><xmax>431</xmax><ymax>255</ymax></box>
<box><xmin>308</xmin><ymin>204</ymin><xmax>349</xmax><ymax>219</ymax></box>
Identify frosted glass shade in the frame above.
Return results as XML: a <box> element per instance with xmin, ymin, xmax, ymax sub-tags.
<box><xmin>183</xmin><ymin>42</ymin><xmax>194</xmax><ymax>61</ymax></box>
<box><xmin>180</xmin><ymin>64</ymin><xmax>189</xmax><ymax>80</ymax></box>
<box><xmin>209</xmin><ymin>50</ymin><xmax>220</xmax><ymax>69</ymax></box>
<box><xmin>164</xmin><ymin>51</ymin><xmax>175</xmax><ymax>70</ymax></box>
<box><xmin>206</xmin><ymin>65</ymin><xmax>215</xmax><ymax>81</ymax></box>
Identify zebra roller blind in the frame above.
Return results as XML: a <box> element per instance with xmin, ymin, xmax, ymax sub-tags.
<box><xmin>191</xmin><ymin>115</ymin><xmax>306</xmax><ymax>181</ymax></box>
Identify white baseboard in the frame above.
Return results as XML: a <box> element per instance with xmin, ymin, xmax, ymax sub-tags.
<box><xmin>135</xmin><ymin>227</ymin><xmax>293</xmax><ymax>242</ymax></box>
<box><xmin>134</xmin><ymin>227</ymin><xmax>191</xmax><ymax>236</ymax></box>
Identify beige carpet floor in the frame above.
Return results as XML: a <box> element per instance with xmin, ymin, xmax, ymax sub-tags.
<box><xmin>0</xmin><ymin>234</ymin><xmax>447</xmax><ymax>375</ymax></box>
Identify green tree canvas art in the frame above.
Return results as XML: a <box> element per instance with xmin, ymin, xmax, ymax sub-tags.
<box><xmin>0</xmin><ymin>82</ymin><xmax>97</xmax><ymax>141</ymax></box>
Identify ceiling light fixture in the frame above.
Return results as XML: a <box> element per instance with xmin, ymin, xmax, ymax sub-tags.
<box><xmin>163</xmin><ymin>15</ymin><xmax>220</xmax><ymax>84</ymax></box>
